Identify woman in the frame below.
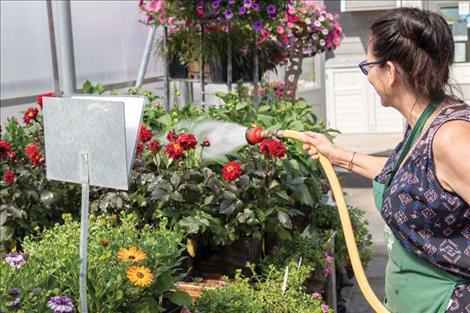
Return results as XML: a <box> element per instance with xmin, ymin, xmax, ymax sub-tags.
<box><xmin>302</xmin><ymin>8</ymin><xmax>470</xmax><ymax>313</ymax></box>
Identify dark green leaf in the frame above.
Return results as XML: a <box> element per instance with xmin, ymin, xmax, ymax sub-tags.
<box><xmin>167</xmin><ymin>291</ymin><xmax>192</xmax><ymax>306</ymax></box>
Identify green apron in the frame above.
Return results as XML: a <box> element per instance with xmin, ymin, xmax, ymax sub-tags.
<box><xmin>372</xmin><ymin>98</ymin><xmax>467</xmax><ymax>313</ymax></box>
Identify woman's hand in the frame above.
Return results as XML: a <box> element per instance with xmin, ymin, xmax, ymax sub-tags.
<box><xmin>301</xmin><ymin>131</ymin><xmax>339</xmax><ymax>164</ymax></box>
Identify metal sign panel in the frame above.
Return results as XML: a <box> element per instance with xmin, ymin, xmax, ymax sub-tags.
<box><xmin>43</xmin><ymin>96</ymin><xmax>144</xmax><ymax>190</ymax></box>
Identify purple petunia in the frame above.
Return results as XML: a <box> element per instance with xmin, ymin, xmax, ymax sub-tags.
<box><xmin>9</xmin><ymin>297</ymin><xmax>21</xmax><ymax>309</ymax></box>
<box><xmin>251</xmin><ymin>2</ymin><xmax>260</xmax><ymax>11</ymax></box>
<box><xmin>212</xmin><ymin>0</ymin><xmax>220</xmax><ymax>10</ymax></box>
<box><xmin>4</xmin><ymin>252</ymin><xmax>25</xmax><ymax>269</ymax></box>
<box><xmin>238</xmin><ymin>6</ymin><xmax>247</xmax><ymax>15</ymax></box>
<box><xmin>227</xmin><ymin>0</ymin><xmax>236</xmax><ymax>4</ymax></box>
<box><xmin>47</xmin><ymin>296</ymin><xmax>74</xmax><ymax>313</ymax></box>
<box><xmin>224</xmin><ymin>9</ymin><xmax>233</xmax><ymax>19</ymax></box>
<box><xmin>243</xmin><ymin>0</ymin><xmax>252</xmax><ymax>8</ymax></box>
<box><xmin>7</xmin><ymin>288</ymin><xmax>20</xmax><ymax>297</ymax></box>
<box><xmin>266</xmin><ymin>4</ymin><xmax>276</xmax><ymax>16</ymax></box>
<box><xmin>253</xmin><ymin>20</ymin><xmax>263</xmax><ymax>32</ymax></box>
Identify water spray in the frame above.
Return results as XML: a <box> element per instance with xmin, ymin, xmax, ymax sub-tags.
<box><xmin>246</xmin><ymin>127</ymin><xmax>390</xmax><ymax>313</ymax></box>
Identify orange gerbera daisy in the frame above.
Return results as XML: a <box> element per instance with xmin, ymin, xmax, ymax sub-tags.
<box><xmin>117</xmin><ymin>246</ymin><xmax>147</xmax><ymax>262</ymax></box>
<box><xmin>127</xmin><ymin>265</ymin><xmax>154</xmax><ymax>287</ymax></box>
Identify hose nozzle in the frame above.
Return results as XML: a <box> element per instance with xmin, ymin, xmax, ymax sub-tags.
<box><xmin>245</xmin><ymin>127</ymin><xmax>284</xmax><ymax>144</ymax></box>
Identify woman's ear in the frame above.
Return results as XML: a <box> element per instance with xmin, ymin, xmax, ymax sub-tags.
<box><xmin>385</xmin><ymin>60</ymin><xmax>399</xmax><ymax>87</ymax></box>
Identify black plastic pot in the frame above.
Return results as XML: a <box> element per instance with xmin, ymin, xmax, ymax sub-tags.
<box><xmin>208</xmin><ymin>55</ymin><xmax>241</xmax><ymax>83</ymax></box>
<box><xmin>223</xmin><ymin>236</ymin><xmax>262</xmax><ymax>277</ymax></box>
<box><xmin>169</xmin><ymin>55</ymin><xmax>188</xmax><ymax>79</ymax></box>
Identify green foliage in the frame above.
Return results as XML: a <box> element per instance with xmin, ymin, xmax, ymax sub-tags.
<box><xmin>0</xmin><ymin>214</ymin><xmax>187</xmax><ymax>312</ymax></box>
<box><xmin>191</xmin><ymin>262</ymin><xmax>332</xmax><ymax>313</ymax></box>
<box><xmin>0</xmin><ymin>116</ymin><xmax>81</xmax><ymax>246</ymax></box>
<box><xmin>1</xmin><ymin>82</ymin><xmax>373</xmax><ymax>282</ymax></box>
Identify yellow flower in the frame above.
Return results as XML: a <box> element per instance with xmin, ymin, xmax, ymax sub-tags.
<box><xmin>127</xmin><ymin>266</ymin><xmax>154</xmax><ymax>287</ymax></box>
<box><xmin>61</xmin><ymin>213</ymin><xmax>72</xmax><ymax>221</ymax></box>
<box><xmin>117</xmin><ymin>246</ymin><xmax>147</xmax><ymax>262</ymax></box>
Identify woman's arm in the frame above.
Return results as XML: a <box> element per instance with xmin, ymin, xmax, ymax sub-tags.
<box><xmin>432</xmin><ymin>120</ymin><xmax>470</xmax><ymax>204</ymax></box>
<box><xmin>302</xmin><ymin>131</ymin><xmax>388</xmax><ymax>180</ymax></box>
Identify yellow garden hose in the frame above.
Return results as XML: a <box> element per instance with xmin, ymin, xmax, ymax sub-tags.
<box><xmin>282</xmin><ymin>130</ymin><xmax>390</xmax><ymax>313</ymax></box>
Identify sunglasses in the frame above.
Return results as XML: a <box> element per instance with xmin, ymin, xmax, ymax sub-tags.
<box><xmin>358</xmin><ymin>60</ymin><xmax>384</xmax><ymax>75</ymax></box>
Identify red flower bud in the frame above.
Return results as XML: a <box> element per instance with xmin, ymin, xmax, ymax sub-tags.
<box><xmin>149</xmin><ymin>139</ymin><xmax>160</xmax><ymax>152</ymax></box>
<box><xmin>36</xmin><ymin>92</ymin><xmax>55</xmax><ymax>109</ymax></box>
<box><xmin>166</xmin><ymin>131</ymin><xmax>176</xmax><ymax>142</ymax></box>
<box><xmin>0</xmin><ymin>140</ymin><xmax>12</xmax><ymax>159</ymax></box>
<box><xmin>135</xmin><ymin>143</ymin><xmax>144</xmax><ymax>154</ymax></box>
<box><xmin>3</xmin><ymin>170</ymin><xmax>15</xmax><ymax>185</ymax></box>
<box><xmin>138</xmin><ymin>125</ymin><xmax>153</xmax><ymax>143</ymax></box>
<box><xmin>202</xmin><ymin>138</ymin><xmax>211</xmax><ymax>147</ymax></box>
<box><xmin>24</xmin><ymin>143</ymin><xmax>38</xmax><ymax>156</ymax></box>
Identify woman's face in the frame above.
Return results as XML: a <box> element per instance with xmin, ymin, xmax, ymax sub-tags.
<box><xmin>366</xmin><ymin>39</ymin><xmax>392</xmax><ymax>107</ymax></box>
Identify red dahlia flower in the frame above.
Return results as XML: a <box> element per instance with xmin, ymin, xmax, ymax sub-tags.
<box><xmin>149</xmin><ymin>140</ymin><xmax>160</xmax><ymax>152</ymax></box>
<box><xmin>258</xmin><ymin>139</ymin><xmax>286</xmax><ymax>158</ymax></box>
<box><xmin>176</xmin><ymin>133</ymin><xmax>197</xmax><ymax>150</ymax></box>
<box><xmin>138</xmin><ymin>125</ymin><xmax>153</xmax><ymax>143</ymax></box>
<box><xmin>3</xmin><ymin>170</ymin><xmax>15</xmax><ymax>185</ymax></box>
<box><xmin>36</xmin><ymin>92</ymin><xmax>55</xmax><ymax>109</ymax></box>
<box><xmin>23</xmin><ymin>107</ymin><xmax>38</xmax><ymax>124</ymax></box>
<box><xmin>222</xmin><ymin>161</ymin><xmax>242</xmax><ymax>181</ymax></box>
<box><xmin>0</xmin><ymin>140</ymin><xmax>12</xmax><ymax>159</ymax></box>
<box><xmin>164</xmin><ymin>142</ymin><xmax>184</xmax><ymax>159</ymax></box>
<box><xmin>24</xmin><ymin>144</ymin><xmax>38</xmax><ymax>156</ymax></box>
<box><xmin>24</xmin><ymin>144</ymin><xmax>44</xmax><ymax>166</ymax></box>
<box><xmin>135</xmin><ymin>143</ymin><xmax>144</xmax><ymax>154</ymax></box>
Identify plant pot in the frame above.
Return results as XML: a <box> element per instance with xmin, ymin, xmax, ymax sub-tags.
<box><xmin>188</xmin><ymin>61</ymin><xmax>210</xmax><ymax>80</ymax></box>
<box><xmin>223</xmin><ymin>236</ymin><xmax>262</xmax><ymax>277</ymax></box>
<box><xmin>208</xmin><ymin>56</ymin><xmax>241</xmax><ymax>83</ymax></box>
<box><xmin>208</xmin><ymin>55</ymin><xmax>227</xmax><ymax>83</ymax></box>
<box><xmin>169</xmin><ymin>55</ymin><xmax>188</xmax><ymax>79</ymax></box>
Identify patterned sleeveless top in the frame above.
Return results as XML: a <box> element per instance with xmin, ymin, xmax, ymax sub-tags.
<box><xmin>376</xmin><ymin>102</ymin><xmax>470</xmax><ymax>278</ymax></box>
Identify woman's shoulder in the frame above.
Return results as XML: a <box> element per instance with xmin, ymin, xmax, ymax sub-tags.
<box><xmin>431</xmin><ymin>102</ymin><xmax>470</xmax><ymax>203</ymax></box>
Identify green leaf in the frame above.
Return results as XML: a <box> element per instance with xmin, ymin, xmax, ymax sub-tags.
<box><xmin>171</xmin><ymin>191</ymin><xmax>183</xmax><ymax>202</ymax></box>
<box><xmin>83</xmin><ymin>80</ymin><xmax>93</xmax><ymax>94</ymax></box>
<box><xmin>235</xmin><ymin>101</ymin><xmax>247</xmax><ymax>110</ymax></box>
<box><xmin>275</xmin><ymin>190</ymin><xmax>292</xmax><ymax>202</ymax></box>
<box><xmin>204</xmin><ymin>195</ymin><xmax>214</xmax><ymax>205</ymax></box>
<box><xmin>278</xmin><ymin>211</ymin><xmax>292</xmax><ymax>229</ymax></box>
<box><xmin>269</xmin><ymin>180</ymin><xmax>280</xmax><ymax>190</ymax></box>
<box><xmin>155</xmin><ymin>272</ymin><xmax>175</xmax><ymax>294</ymax></box>
<box><xmin>167</xmin><ymin>291</ymin><xmax>192</xmax><ymax>306</ymax></box>
<box><xmin>157</xmin><ymin>114</ymin><xmax>173</xmax><ymax>127</ymax></box>
<box><xmin>116</xmin><ymin>290</ymin><xmax>124</xmax><ymax>300</ymax></box>
<box><xmin>0</xmin><ymin>225</ymin><xmax>13</xmax><ymax>241</ymax></box>
<box><xmin>129</xmin><ymin>297</ymin><xmax>161</xmax><ymax>313</ymax></box>
<box><xmin>170</xmin><ymin>172</ymin><xmax>181</xmax><ymax>186</ymax></box>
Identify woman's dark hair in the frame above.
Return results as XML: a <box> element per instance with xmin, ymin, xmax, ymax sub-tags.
<box><xmin>370</xmin><ymin>8</ymin><xmax>455</xmax><ymax>100</ymax></box>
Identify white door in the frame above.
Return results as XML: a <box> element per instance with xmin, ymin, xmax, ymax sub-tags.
<box><xmin>326</xmin><ymin>67</ymin><xmax>404</xmax><ymax>134</ymax></box>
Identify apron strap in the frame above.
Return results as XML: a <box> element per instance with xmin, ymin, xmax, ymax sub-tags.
<box><xmin>384</xmin><ymin>96</ymin><xmax>444</xmax><ymax>188</ymax></box>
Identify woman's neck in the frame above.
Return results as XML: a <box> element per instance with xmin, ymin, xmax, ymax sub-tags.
<box><xmin>392</xmin><ymin>93</ymin><xmax>430</xmax><ymax>128</ymax></box>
